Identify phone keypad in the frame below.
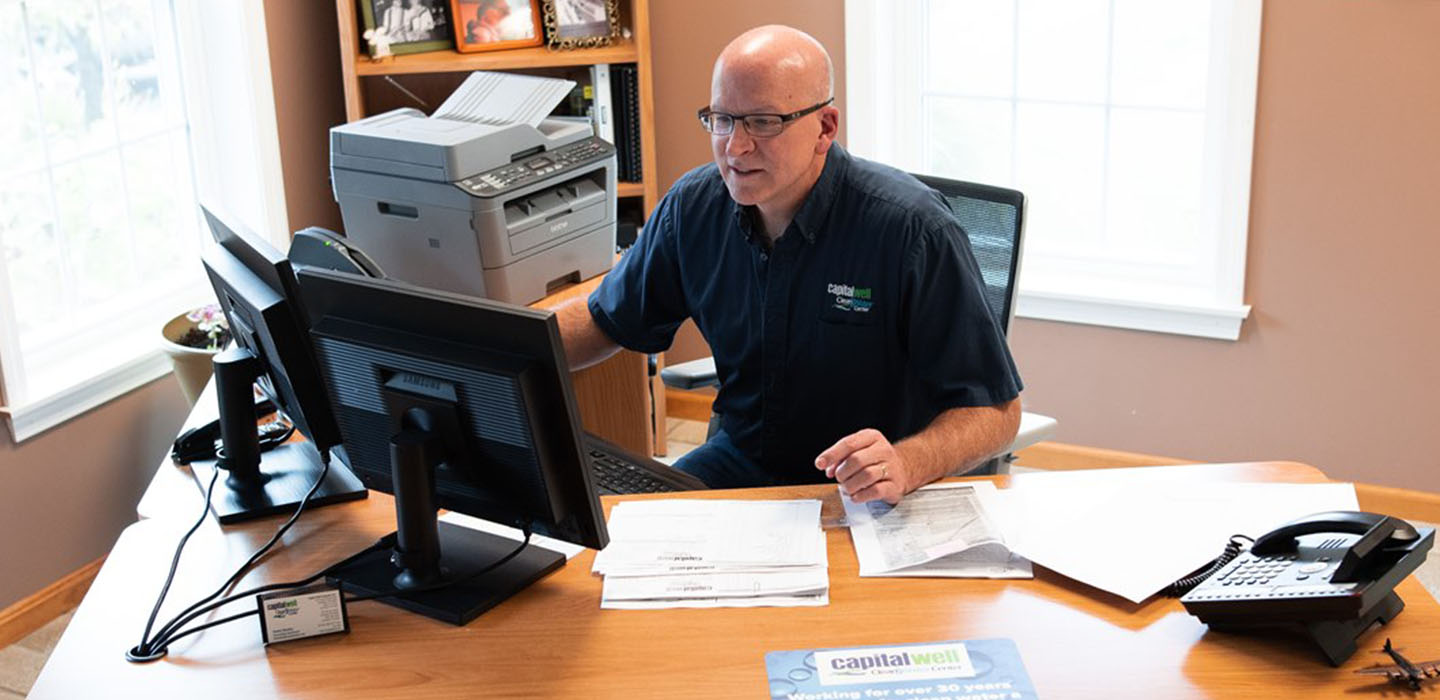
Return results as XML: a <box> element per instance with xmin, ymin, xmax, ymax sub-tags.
<box><xmin>1186</xmin><ymin>552</ymin><xmax>1357</xmax><ymax>603</ymax></box>
<box><xmin>1214</xmin><ymin>553</ymin><xmax>1297</xmax><ymax>586</ymax></box>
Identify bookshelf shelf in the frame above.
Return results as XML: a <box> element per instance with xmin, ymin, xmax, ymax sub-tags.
<box><xmin>353</xmin><ymin>39</ymin><xmax>641</xmax><ymax>77</ymax></box>
<box><xmin>617</xmin><ymin>182</ymin><xmax>644</xmax><ymax>198</ymax></box>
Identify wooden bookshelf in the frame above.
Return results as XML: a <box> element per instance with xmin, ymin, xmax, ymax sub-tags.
<box><xmin>334</xmin><ymin>0</ymin><xmax>658</xmax><ymax>214</ymax></box>
<box><xmin>332</xmin><ymin>0</ymin><xmax>665</xmax><ymax>456</ymax></box>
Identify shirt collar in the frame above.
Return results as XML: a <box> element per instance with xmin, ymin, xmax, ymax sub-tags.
<box><xmin>730</xmin><ymin>142</ymin><xmax>849</xmax><ymax>246</ymax></box>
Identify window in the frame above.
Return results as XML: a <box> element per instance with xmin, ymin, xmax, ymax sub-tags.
<box><xmin>846</xmin><ymin>0</ymin><xmax>1259</xmax><ymax>339</ymax></box>
<box><xmin>0</xmin><ymin>0</ymin><xmax>208</xmax><ymax>441</ymax></box>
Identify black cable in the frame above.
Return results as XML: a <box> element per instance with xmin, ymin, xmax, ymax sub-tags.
<box><xmin>156</xmin><ymin>610</ymin><xmax>259</xmax><ymax>648</ymax></box>
<box><xmin>134</xmin><ymin>468</ymin><xmax>220</xmax><ymax>658</ymax></box>
<box><xmin>1163</xmin><ymin>534</ymin><xmax>1255</xmax><ymax>597</ymax></box>
<box><xmin>148</xmin><ymin>454</ymin><xmax>331</xmax><ymax>645</ymax></box>
<box><xmin>144</xmin><ymin>524</ymin><xmax>533</xmax><ymax>654</ymax></box>
<box><xmin>146</xmin><ymin>534</ymin><xmax>394</xmax><ymax>653</ymax></box>
<box><xmin>345</xmin><ymin>525</ymin><xmax>533</xmax><ymax>604</ymax></box>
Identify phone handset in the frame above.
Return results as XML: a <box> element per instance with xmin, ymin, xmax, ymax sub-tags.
<box><xmin>1251</xmin><ymin>511</ymin><xmax>1421</xmax><ymax>583</ymax></box>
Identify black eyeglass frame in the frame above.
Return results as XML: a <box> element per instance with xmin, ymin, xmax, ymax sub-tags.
<box><xmin>696</xmin><ymin>97</ymin><xmax>835</xmax><ymax>137</ymax></box>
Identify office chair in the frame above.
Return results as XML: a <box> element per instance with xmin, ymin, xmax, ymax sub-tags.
<box><xmin>660</xmin><ymin>174</ymin><xmax>1056</xmax><ymax>475</ymax></box>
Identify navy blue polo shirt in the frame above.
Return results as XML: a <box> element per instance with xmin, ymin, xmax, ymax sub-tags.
<box><xmin>588</xmin><ymin>143</ymin><xmax>1022</xmax><ymax>484</ymax></box>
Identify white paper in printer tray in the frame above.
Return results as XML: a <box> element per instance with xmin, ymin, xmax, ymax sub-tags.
<box><xmin>433</xmin><ymin>71</ymin><xmax>577</xmax><ymax>128</ymax></box>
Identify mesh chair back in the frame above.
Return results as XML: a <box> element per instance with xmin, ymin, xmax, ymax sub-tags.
<box><xmin>911</xmin><ymin>175</ymin><xmax>1026</xmax><ymax>335</ymax></box>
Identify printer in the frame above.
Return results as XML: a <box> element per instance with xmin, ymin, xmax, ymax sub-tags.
<box><xmin>330</xmin><ymin>99</ymin><xmax>617</xmax><ymax>305</ymax></box>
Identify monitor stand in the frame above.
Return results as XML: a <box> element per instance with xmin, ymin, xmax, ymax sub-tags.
<box><xmin>326</xmin><ymin>425</ymin><xmax>564</xmax><ymax>625</ymax></box>
<box><xmin>195</xmin><ymin>346</ymin><xmax>366</xmax><ymax>524</ymax></box>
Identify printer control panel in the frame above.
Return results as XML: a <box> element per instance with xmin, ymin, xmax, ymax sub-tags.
<box><xmin>459</xmin><ymin>137</ymin><xmax>615</xmax><ymax>197</ymax></box>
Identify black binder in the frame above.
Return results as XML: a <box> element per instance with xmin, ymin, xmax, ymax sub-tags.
<box><xmin>610</xmin><ymin>64</ymin><xmax>643</xmax><ymax>183</ymax></box>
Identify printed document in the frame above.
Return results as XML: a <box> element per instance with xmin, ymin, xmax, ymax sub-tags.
<box><xmin>593</xmin><ymin>499</ymin><xmax>829</xmax><ymax>609</ymax></box>
<box><xmin>593</xmin><ymin>499</ymin><xmax>825</xmax><ymax>575</ymax></box>
<box><xmin>843</xmin><ymin>482</ymin><xmax>1032</xmax><ymax>578</ymax></box>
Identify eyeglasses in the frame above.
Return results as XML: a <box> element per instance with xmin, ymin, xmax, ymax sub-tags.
<box><xmin>697</xmin><ymin>98</ymin><xmax>834</xmax><ymax>137</ymax></box>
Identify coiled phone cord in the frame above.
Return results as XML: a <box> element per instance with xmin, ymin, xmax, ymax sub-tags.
<box><xmin>1163</xmin><ymin>534</ymin><xmax>1255</xmax><ymax>597</ymax></box>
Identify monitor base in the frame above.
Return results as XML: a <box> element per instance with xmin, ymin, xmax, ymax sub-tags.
<box><xmin>189</xmin><ymin>441</ymin><xmax>367</xmax><ymax>524</ymax></box>
<box><xmin>327</xmin><ymin>521</ymin><xmax>564</xmax><ymax>626</ymax></box>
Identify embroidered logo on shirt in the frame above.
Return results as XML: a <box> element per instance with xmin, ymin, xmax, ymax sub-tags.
<box><xmin>827</xmin><ymin>282</ymin><xmax>874</xmax><ymax>313</ymax></box>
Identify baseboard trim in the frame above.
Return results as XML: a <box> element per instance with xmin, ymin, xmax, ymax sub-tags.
<box><xmin>1354</xmin><ymin>483</ymin><xmax>1440</xmax><ymax>525</ymax></box>
<box><xmin>0</xmin><ymin>557</ymin><xmax>104</xmax><ymax>649</ymax></box>
<box><xmin>664</xmin><ymin>387</ymin><xmax>715</xmax><ymax>423</ymax></box>
<box><xmin>1014</xmin><ymin>441</ymin><xmax>1196</xmax><ymax>471</ymax></box>
<box><xmin>1015</xmin><ymin>443</ymin><xmax>1440</xmax><ymax>524</ymax></box>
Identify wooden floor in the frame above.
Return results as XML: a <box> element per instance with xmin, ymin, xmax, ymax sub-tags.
<box><xmin>5</xmin><ymin>421</ymin><xmax>1438</xmax><ymax>697</ymax></box>
<box><xmin>659</xmin><ymin>416</ymin><xmax>709</xmax><ymax>464</ymax></box>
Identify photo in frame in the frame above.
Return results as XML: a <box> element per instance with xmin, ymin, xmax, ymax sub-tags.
<box><xmin>541</xmin><ymin>0</ymin><xmax>619</xmax><ymax>50</ymax></box>
<box><xmin>359</xmin><ymin>0</ymin><xmax>454</xmax><ymax>56</ymax></box>
<box><xmin>451</xmin><ymin>0</ymin><xmax>544</xmax><ymax>53</ymax></box>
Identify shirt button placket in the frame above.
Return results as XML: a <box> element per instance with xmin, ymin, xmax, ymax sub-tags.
<box><xmin>761</xmin><ymin>240</ymin><xmax>794</xmax><ymax>457</ymax></box>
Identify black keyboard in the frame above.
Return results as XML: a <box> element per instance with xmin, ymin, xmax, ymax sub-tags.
<box><xmin>589</xmin><ymin>449</ymin><xmax>682</xmax><ymax>494</ymax></box>
<box><xmin>586</xmin><ymin>449</ymin><xmax>690</xmax><ymax>495</ymax></box>
<box><xmin>583</xmin><ymin>433</ymin><xmax>709</xmax><ymax>495</ymax></box>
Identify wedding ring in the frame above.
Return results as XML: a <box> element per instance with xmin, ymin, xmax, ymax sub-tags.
<box><xmin>881</xmin><ymin>464</ymin><xmax>889</xmax><ymax>479</ymax></box>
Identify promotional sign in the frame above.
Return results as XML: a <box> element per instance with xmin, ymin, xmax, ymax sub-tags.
<box><xmin>765</xmin><ymin>638</ymin><xmax>1037</xmax><ymax>700</ymax></box>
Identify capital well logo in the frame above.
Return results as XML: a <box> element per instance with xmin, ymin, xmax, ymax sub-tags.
<box><xmin>827</xmin><ymin>282</ymin><xmax>874</xmax><ymax>313</ymax></box>
<box><xmin>266</xmin><ymin>600</ymin><xmax>300</xmax><ymax>619</ymax></box>
<box><xmin>815</xmin><ymin>642</ymin><xmax>977</xmax><ymax>685</ymax></box>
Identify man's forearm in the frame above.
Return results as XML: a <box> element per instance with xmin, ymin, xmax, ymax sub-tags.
<box><xmin>554</xmin><ymin>297</ymin><xmax>622</xmax><ymax>371</ymax></box>
<box><xmin>894</xmin><ymin>398</ymin><xmax>1022</xmax><ymax>488</ymax></box>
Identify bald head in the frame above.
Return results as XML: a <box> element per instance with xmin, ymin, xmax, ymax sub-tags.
<box><xmin>706</xmin><ymin>25</ymin><xmax>839</xmax><ymax>229</ymax></box>
<box><xmin>712</xmin><ymin>25</ymin><xmax>833</xmax><ymax>108</ymax></box>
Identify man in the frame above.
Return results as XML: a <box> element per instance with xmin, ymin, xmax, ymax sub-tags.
<box><xmin>558</xmin><ymin>25</ymin><xmax>1022</xmax><ymax>504</ymax></box>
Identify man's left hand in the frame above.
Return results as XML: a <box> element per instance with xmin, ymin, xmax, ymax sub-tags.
<box><xmin>814</xmin><ymin>429</ymin><xmax>908</xmax><ymax>504</ymax></box>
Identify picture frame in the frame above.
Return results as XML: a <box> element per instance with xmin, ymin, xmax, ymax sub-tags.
<box><xmin>450</xmin><ymin>0</ymin><xmax>544</xmax><ymax>53</ymax></box>
<box><xmin>541</xmin><ymin>0</ymin><xmax>620</xmax><ymax>50</ymax></box>
<box><xmin>359</xmin><ymin>0</ymin><xmax>455</xmax><ymax>57</ymax></box>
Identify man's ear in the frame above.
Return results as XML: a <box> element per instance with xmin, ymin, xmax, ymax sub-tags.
<box><xmin>815</xmin><ymin>106</ymin><xmax>840</xmax><ymax>154</ymax></box>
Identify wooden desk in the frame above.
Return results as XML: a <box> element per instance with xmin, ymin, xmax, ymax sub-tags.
<box><xmin>35</xmin><ymin>462</ymin><xmax>1440</xmax><ymax>698</ymax></box>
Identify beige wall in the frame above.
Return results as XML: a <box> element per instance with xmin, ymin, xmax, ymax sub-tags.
<box><xmin>1009</xmin><ymin>0</ymin><xmax>1440</xmax><ymax>491</ymax></box>
<box><xmin>0</xmin><ymin>378</ymin><xmax>189</xmax><ymax>609</ymax></box>
<box><xmin>654</xmin><ymin>1</ymin><xmax>1440</xmax><ymax>491</ymax></box>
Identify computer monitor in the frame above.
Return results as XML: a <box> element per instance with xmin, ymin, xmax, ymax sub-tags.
<box><xmin>195</xmin><ymin>207</ymin><xmax>367</xmax><ymax>522</ymax></box>
<box><xmin>294</xmin><ymin>266</ymin><xmax>609</xmax><ymax>625</ymax></box>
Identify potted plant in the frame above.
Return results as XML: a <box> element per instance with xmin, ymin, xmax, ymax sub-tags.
<box><xmin>160</xmin><ymin>303</ymin><xmax>232</xmax><ymax>406</ymax></box>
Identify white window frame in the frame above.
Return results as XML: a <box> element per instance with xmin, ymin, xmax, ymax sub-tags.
<box><xmin>0</xmin><ymin>0</ymin><xmax>289</xmax><ymax>442</ymax></box>
<box><xmin>845</xmin><ymin>0</ymin><xmax>1260</xmax><ymax>340</ymax></box>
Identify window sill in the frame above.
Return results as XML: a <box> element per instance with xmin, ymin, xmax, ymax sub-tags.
<box><xmin>1016</xmin><ymin>290</ymin><xmax>1252</xmax><ymax>341</ymax></box>
<box><xmin>1</xmin><ymin>351</ymin><xmax>176</xmax><ymax>443</ymax></box>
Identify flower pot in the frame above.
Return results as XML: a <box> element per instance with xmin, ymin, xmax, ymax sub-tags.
<box><xmin>160</xmin><ymin>312</ymin><xmax>219</xmax><ymax>407</ymax></box>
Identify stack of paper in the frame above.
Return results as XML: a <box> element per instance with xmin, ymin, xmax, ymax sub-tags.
<box><xmin>591</xmin><ymin>499</ymin><xmax>829</xmax><ymax>609</ymax></box>
<box><xmin>843</xmin><ymin>482</ymin><xmax>1032</xmax><ymax>578</ymax></box>
<box><xmin>433</xmin><ymin>71</ymin><xmax>576</xmax><ymax>127</ymax></box>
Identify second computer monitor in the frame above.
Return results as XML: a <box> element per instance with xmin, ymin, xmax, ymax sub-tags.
<box><xmin>202</xmin><ymin>206</ymin><xmax>343</xmax><ymax>451</ymax></box>
<box><xmin>195</xmin><ymin>207</ymin><xmax>366</xmax><ymax>522</ymax></box>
